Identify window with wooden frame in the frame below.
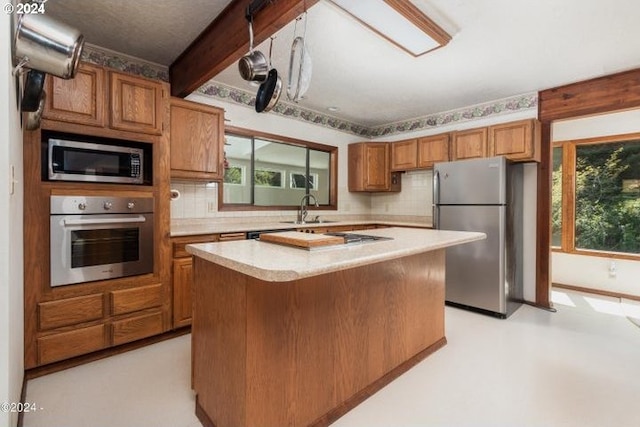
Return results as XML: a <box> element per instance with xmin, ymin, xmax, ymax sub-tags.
<box><xmin>220</xmin><ymin>126</ymin><xmax>338</xmax><ymax>211</ymax></box>
<box><xmin>552</xmin><ymin>133</ymin><xmax>640</xmax><ymax>259</ymax></box>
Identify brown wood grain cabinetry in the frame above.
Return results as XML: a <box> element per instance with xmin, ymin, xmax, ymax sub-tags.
<box><xmin>349</xmin><ymin>142</ymin><xmax>400</xmax><ymax>192</ymax></box>
<box><xmin>451</xmin><ymin>127</ymin><xmax>488</xmax><ymax>160</ymax></box>
<box><xmin>24</xmin><ymin>63</ymin><xmax>172</xmax><ymax>370</ymax></box>
<box><xmin>488</xmin><ymin>119</ymin><xmax>541</xmax><ymax>161</ymax></box>
<box><xmin>418</xmin><ymin>133</ymin><xmax>450</xmax><ymax>167</ymax></box>
<box><xmin>43</xmin><ymin>62</ymin><xmax>165</xmax><ymax>135</ymax></box>
<box><xmin>111</xmin><ymin>311</ymin><xmax>164</xmax><ymax>346</ymax></box>
<box><xmin>110</xmin><ymin>283</ymin><xmax>163</xmax><ymax>316</ymax></box>
<box><xmin>38</xmin><ymin>294</ymin><xmax>104</xmax><ymax>330</ymax></box>
<box><xmin>170</xmin><ymin>98</ymin><xmax>225</xmax><ymax>180</ymax></box>
<box><xmin>391</xmin><ymin>139</ymin><xmax>418</xmax><ymax>171</ymax></box>
<box><xmin>37</xmin><ymin>324</ymin><xmax>107</xmax><ymax>366</ymax></box>
<box><xmin>110</xmin><ymin>72</ymin><xmax>164</xmax><ymax>135</ymax></box>
<box><xmin>171</xmin><ymin>234</ymin><xmax>220</xmax><ymax>328</ymax></box>
<box><xmin>391</xmin><ymin>133</ymin><xmax>451</xmax><ymax>171</ymax></box>
<box><xmin>173</xmin><ymin>258</ymin><xmax>194</xmax><ymax>329</ymax></box>
<box><xmin>43</xmin><ymin>63</ymin><xmax>106</xmax><ymax>127</ymax></box>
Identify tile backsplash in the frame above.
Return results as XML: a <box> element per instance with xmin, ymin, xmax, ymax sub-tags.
<box><xmin>170</xmin><ymin>170</ymin><xmax>432</xmax><ymax>220</ymax></box>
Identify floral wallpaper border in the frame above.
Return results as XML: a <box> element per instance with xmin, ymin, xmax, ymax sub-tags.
<box><xmin>81</xmin><ymin>44</ymin><xmax>538</xmax><ymax>138</ymax></box>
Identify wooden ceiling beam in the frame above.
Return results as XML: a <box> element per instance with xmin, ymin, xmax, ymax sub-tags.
<box><xmin>170</xmin><ymin>0</ymin><xmax>318</xmax><ymax>98</ymax></box>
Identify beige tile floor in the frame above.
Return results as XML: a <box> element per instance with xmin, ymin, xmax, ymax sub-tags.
<box><xmin>23</xmin><ymin>289</ymin><xmax>640</xmax><ymax>427</ymax></box>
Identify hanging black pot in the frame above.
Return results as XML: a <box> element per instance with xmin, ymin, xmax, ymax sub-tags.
<box><xmin>255</xmin><ymin>69</ymin><xmax>282</xmax><ymax>113</ymax></box>
<box><xmin>21</xmin><ymin>69</ymin><xmax>46</xmax><ymax>112</ymax></box>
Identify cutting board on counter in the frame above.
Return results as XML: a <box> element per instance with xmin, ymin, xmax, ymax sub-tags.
<box><xmin>259</xmin><ymin>231</ymin><xmax>345</xmax><ymax>248</ymax></box>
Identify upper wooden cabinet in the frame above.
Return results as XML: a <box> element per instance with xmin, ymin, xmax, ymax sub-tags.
<box><xmin>391</xmin><ymin>133</ymin><xmax>451</xmax><ymax>171</ymax></box>
<box><xmin>417</xmin><ymin>134</ymin><xmax>450</xmax><ymax>168</ymax></box>
<box><xmin>488</xmin><ymin>119</ymin><xmax>541</xmax><ymax>162</ymax></box>
<box><xmin>451</xmin><ymin>127</ymin><xmax>488</xmax><ymax>160</ymax></box>
<box><xmin>349</xmin><ymin>142</ymin><xmax>397</xmax><ymax>192</ymax></box>
<box><xmin>169</xmin><ymin>98</ymin><xmax>225</xmax><ymax>181</ymax></box>
<box><xmin>43</xmin><ymin>62</ymin><xmax>165</xmax><ymax>135</ymax></box>
<box><xmin>391</xmin><ymin>139</ymin><xmax>418</xmax><ymax>171</ymax></box>
<box><xmin>110</xmin><ymin>72</ymin><xmax>164</xmax><ymax>135</ymax></box>
<box><xmin>43</xmin><ymin>62</ymin><xmax>106</xmax><ymax>127</ymax></box>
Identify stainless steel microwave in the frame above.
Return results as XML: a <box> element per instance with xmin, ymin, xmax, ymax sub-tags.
<box><xmin>48</xmin><ymin>138</ymin><xmax>144</xmax><ymax>184</ymax></box>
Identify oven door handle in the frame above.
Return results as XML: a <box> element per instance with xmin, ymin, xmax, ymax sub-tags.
<box><xmin>62</xmin><ymin>216</ymin><xmax>147</xmax><ymax>226</ymax></box>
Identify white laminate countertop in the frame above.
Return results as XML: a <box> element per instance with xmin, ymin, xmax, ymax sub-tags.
<box><xmin>170</xmin><ymin>218</ymin><xmax>432</xmax><ymax>237</ymax></box>
<box><xmin>186</xmin><ymin>227</ymin><xmax>485</xmax><ymax>282</ymax></box>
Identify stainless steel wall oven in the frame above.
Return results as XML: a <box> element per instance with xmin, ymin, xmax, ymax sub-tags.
<box><xmin>50</xmin><ymin>195</ymin><xmax>154</xmax><ymax>287</ymax></box>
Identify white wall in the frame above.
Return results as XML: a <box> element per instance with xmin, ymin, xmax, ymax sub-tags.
<box><xmin>1</xmin><ymin>8</ymin><xmax>25</xmax><ymax>427</ymax></box>
<box><xmin>172</xmin><ymin>93</ymin><xmax>371</xmax><ymax>219</ymax></box>
<box><xmin>552</xmin><ymin>108</ymin><xmax>640</xmax><ymax>296</ymax></box>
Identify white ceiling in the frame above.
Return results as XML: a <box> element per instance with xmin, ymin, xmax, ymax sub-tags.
<box><xmin>44</xmin><ymin>0</ymin><xmax>640</xmax><ymax>128</ymax></box>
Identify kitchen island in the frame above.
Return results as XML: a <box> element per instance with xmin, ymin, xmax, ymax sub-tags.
<box><xmin>187</xmin><ymin>227</ymin><xmax>485</xmax><ymax>427</ymax></box>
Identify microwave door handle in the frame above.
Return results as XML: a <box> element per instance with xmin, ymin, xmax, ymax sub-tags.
<box><xmin>63</xmin><ymin>216</ymin><xmax>147</xmax><ymax>226</ymax></box>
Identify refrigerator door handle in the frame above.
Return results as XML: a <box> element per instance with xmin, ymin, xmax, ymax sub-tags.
<box><xmin>433</xmin><ymin>170</ymin><xmax>440</xmax><ymax>229</ymax></box>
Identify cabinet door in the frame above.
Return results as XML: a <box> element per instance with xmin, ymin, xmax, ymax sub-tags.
<box><xmin>173</xmin><ymin>257</ymin><xmax>193</xmax><ymax>328</ymax></box>
<box><xmin>417</xmin><ymin>133</ymin><xmax>450</xmax><ymax>168</ymax></box>
<box><xmin>488</xmin><ymin>119</ymin><xmax>540</xmax><ymax>161</ymax></box>
<box><xmin>170</xmin><ymin>98</ymin><xmax>224</xmax><ymax>180</ymax></box>
<box><xmin>391</xmin><ymin>139</ymin><xmax>417</xmax><ymax>171</ymax></box>
<box><xmin>110</xmin><ymin>72</ymin><xmax>164</xmax><ymax>135</ymax></box>
<box><xmin>452</xmin><ymin>128</ymin><xmax>487</xmax><ymax>160</ymax></box>
<box><xmin>43</xmin><ymin>62</ymin><xmax>106</xmax><ymax>127</ymax></box>
<box><xmin>364</xmin><ymin>143</ymin><xmax>391</xmax><ymax>190</ymax></box>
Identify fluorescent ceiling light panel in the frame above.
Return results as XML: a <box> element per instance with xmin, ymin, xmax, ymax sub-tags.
<box><xmin>329</xmin><ymin>0</ymin><xmax>451</xmax><ymax>56</ymax></box>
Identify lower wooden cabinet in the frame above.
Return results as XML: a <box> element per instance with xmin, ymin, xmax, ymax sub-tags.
<box><xmin>37</xmin><ymin>324</ymin><xmax>107</xmax><ymax>365</ymax></box>
<box><xmin>111</xmin><ymin>311</ymin><xmax>164</xmax><ymax>346</ymax></box>
<box><xmin>38</xmin><ymin>293</ymin><xmax>104</xmax><ymax>331</ymax></box>
<box><xmin>173</xmin><ymin>258</ymin><xmax>194</xmax><ymax>329</ymax></box>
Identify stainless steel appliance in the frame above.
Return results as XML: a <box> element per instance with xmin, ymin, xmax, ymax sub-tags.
<box><xmin>433</xmin><ymin>156</ymin><xmax>523</xmax><ymax>318</ymax></box>
<box><xmin>50</xmin><ymin>195</ymin><xmax>154</xmax><ymax>287</ymax></box>
<box><xmin>48</xmin><ymin>139</ymin><xmax>144</xmax><ymax>184</ymax></box>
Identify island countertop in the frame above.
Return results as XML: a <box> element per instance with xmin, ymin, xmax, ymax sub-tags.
<box><xmin>186</xmin><ymin>227</ymin><xmax>485</xmax><ymax>282</ymax></box>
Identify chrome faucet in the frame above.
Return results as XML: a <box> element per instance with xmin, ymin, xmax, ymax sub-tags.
<box><xmin>298</xmin><ymin>194</ymin><xmax>319</xmax><ymax>224</ymax></box>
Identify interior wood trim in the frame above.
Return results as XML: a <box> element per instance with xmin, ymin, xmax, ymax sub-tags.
<box><xmin>553</xmin><ymin>282</ymin><xmax>640</xmax><ymax>303</ymax></box>
<box><xmin>539</xmin><ymin>68</ymin><xmax>640</xmax><ymax>122</ymax></box>
<box><xmin>535</xmin><ymin>121</ymin><xmax>553</xmax><ymax>308</ymax></box>
<box><xmin>537</xmin><ymin>66</ymin><xmax>640</xmax><ymax>309</ymax></box>
<box><xmin>170</xmin><ymin>0</ymin><xmax>318</xmax><ymax>97</ymax></box>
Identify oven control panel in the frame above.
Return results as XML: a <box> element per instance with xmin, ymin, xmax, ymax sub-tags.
<box><xmin>51</xmin><ymin>195</ymin><xmax>154</xmax><ymax>214</ymax></box>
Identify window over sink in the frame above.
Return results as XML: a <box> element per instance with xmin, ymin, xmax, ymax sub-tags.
<box><xmin>220</xmin><ymin>127</ymin><xmax>337</xmax><ymax>210</ymax></box>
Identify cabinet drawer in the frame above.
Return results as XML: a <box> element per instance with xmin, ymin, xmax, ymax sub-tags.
<box><xmin>37</xmin><ymin>324</ymin><xmax>106</xmax><ymax>365</ymax></box>
<box><xmin>110</xmin><ymin>283</ymin><xmax>163</xmax><ymax>316</ymax></box>
<box><xmin>172</xmin><ymin>234</ymin><xmax>219</xmax><ymax>258</ymax></box>
<box><xmin>38</xmin><ymin>294</ymin><xmax>104</xmax><ymax>330</ymax></box>
<box><xmin>218</xmin><ymin>232</ymin><xmax>246</xmax><ymax>241</ymax></box>
<box><xmin>111</xmin><ymin>311</ymin><xmax>164</xmax><ymax>346</ymax></box>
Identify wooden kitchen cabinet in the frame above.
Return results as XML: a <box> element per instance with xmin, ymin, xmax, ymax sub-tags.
<box><xmin>391</xmin><ymin>139</ymin><xmax>418</xmax><ymax>171</ymax></box>
<box><xmin>418</xmin><ymin>133</ymin><xmax>450</xmax><ymax>168</ymax></box>
<box><xmin>43</xmin><ymin>62</ymin><xmax>166</xmax><ymax>136</ymax></box>
<box><xmin>391</xmin><ymin>133</ymin><xmax>450</xmax><ymax>170</ymax></box>
<box><xmin>171</xmin><ymin>234</ymin><xmax>221</xmax><ymax>328</ymax></box>
<box><xmin>349</xmin><ymin>142</ymin><xmax>400</xmax><ymax>192</ymax></box>
<box><xmin>488</xmin><ymin>119</ymin><xmax>541</xmax><ymax>162</ymax></box>
<box><xmin>43</xmin><ymin>62</ymin><xmax>106</xmax><ymax>127</ymax></box>
<box><xmin>172</xmin><ymin>258</ymin><xmax>194</xmax><ymax>329</ymax></box>
<box><xmin>110</xmin><ymin>72</ymin><xmax>164</xmax><ymax>135</ymax></box>
<box><xmin>170</xmin><ymin>98</ymin><xmax>225</xmax><ymax>181</ymax></box>
<box><xmin>451</xmin><ymin>127</ymin><xmax>488</xmax><ymax>160</ymax></box>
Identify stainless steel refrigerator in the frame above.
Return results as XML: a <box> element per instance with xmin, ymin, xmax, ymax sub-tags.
<box><xmin>433</xmin><ymin>156</ymin><xmax>523</xmax><ymax>318</ymax></box>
